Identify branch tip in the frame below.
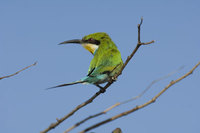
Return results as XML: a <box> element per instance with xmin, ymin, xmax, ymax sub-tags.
<box><xmin>140</xmin><ymin>17</ymin><xmax>143</xmax><ymax>25</ymax></box>
<box><xmin>0</xmin><ymin>62</ymin><xmax>37</xmax><ymax>80</ymax></box>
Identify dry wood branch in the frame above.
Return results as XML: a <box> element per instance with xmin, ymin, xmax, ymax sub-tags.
<box><xmin>0</xmin><ymin>62</ymin><xmax>37</xmax><ymax>80</ymax></box>
<box><xmin>80</xmin><ymin>61</ymin><xmax>200</xmax><ymax>133</ymax></box>
<box><xmin>64</xmin><ymin>103</ymin><xmax>120</xmax><ymax>133</ymax></box>
<box><xmin>41</xmin><ymin>18</ymin><xmax>154</xmax><ymax>133</ymax></box>
<box><xmin>64</xmin><ymin>66</ymin><xmax>183</xmax><ymax>133</ymax></box>
<box><xmin>112</xmin><ymin>128</ymin><xmax>122</xmax><ymax>133</ymax></box>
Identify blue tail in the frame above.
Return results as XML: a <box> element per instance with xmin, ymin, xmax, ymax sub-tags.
<box><xmin>47</xmin><ymin>74</ymin><xmax>108</xmax><ymax>90</ymax></box>
<box><xmin>80</xmin><ymin>74</ymin><xmax>109</xmax><ymax>84</ymax></box>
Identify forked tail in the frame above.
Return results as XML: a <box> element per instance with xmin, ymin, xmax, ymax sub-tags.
<box><xmin>46</xmin><ymin>80</ymin><xmax>85</xmax><ymax>90</ymax></box>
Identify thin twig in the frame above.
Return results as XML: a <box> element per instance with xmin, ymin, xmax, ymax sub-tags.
<box><xmin>121</xmin><ymin>66</ymin><xmax>184</xmax><ymax>104</ymax></box>
<box><xmin>79</xmin><ymin>61</ymin><xmax>200</xmax><ymax>133</ymax></box>
<box><xmin>64</xmin><ymin>66</ymin><xmax>183</xmax><ymax>133</ymax></box>
<box><xmin>41</xmin><ymin>17</ymin><xmax>154</xmax><ymax>133</ymax></box>
<box><xmin>64</xmin><ymin>103</ymin><xmax>120</xmax><ymax>133</ymax></box>
<box><xmin>0</xmin><ymin>62</ymin><xmax>37</xmax><ymax>80</ymax></box>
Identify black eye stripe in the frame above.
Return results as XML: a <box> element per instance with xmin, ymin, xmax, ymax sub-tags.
<box><xmin>87</xmin><ymin>38</ymin><xmax>100</xmax><ymax>45</ymax></box>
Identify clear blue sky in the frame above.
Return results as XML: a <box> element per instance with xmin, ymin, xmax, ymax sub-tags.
<box><xmin>1</xmin><ymin>0</ymin><xmax>200</xmax><ymax>133</ymax></box>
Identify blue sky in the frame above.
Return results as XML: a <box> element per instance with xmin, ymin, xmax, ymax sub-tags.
<box><xmin>1</xmin><ymin>0</ymin><xmax>200</xmax><ymax>133</ymax></box>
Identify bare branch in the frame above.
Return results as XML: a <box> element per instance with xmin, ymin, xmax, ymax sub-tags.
<box><xmin>112</xmin><ymin>128</ymin><xmax>122</xmax><ymax>133</ymax></box>
<box><xmin>121</xmin><ymin>66</ymin><xmax>184</xmax><ymax>104</ymax></box>
<box><xmin>64</xmin><ymin>102</ymin><xmax>120</xmax><ymax>133</ymax></box>
<box><xmin>80</xmin><ymin>61</ymin><xmax>200</xmax><ymax>133</ymax></box>
<box><xmin>137</xmin><ymin>17</ymin><xmax>143</xmax><ymax>43</ymax></box>
<box><xmin>0</xmin><ymin>62</ymin><xmax>37</xmax><ymax>80</ymax></box>
<box><xmin>40</xmin><ymin>18</ymin><xmax>154</xmax><ymax>133</ymax></box>
<box><xmin>117</xmin><ymin>18</ymin><xmax>154</xmax><ymax>77</ymax></box>
<box><xmin>64</xmin><ymin>66</ymin><xmax>183</xmax><ymax>133</ymax></box>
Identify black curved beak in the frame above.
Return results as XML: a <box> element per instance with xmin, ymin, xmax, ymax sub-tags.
<box><xmin>59</xmin><ymin>39</ymin><xmax>82</xmax><ymax>45</ymax></box>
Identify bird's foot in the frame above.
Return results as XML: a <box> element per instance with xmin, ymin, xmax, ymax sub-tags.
<box><xmin>96</xmin><ymin>84</ymin><xmax>106</xmax><ymax>93</ymax></box>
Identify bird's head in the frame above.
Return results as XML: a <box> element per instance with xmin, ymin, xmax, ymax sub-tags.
<box><xmin>59</xmin><ymin>32</ymin><xmax>114</xmax><ymax>54</ymax></box>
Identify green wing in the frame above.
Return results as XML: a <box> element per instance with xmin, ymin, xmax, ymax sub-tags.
<box><xmin>87</xmin><ymin>48</ymin><xmax>122</xmax><ymax>77</ymax></box>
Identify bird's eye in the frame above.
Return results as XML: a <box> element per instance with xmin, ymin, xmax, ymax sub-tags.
<box><xmin>88</xmin><ymin>38</ymin><xmax>94</xmax><ymax>42</ymax></box>
<box><xmin>87</xmin><ymin>38</ymin><xmax>100</xmax><ymax>45</ymax></box>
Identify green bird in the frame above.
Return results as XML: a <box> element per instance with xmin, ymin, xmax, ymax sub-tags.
<box><xmin>49</xmin><ymin>32</ymin><xmax>123</xmax><ymax>92</ymax></box>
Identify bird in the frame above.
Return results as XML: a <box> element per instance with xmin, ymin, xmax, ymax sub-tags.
<box><xmin>48</xmin><ymin>32</ymin><xmax>123</xmax><ymax>92</ymax></box>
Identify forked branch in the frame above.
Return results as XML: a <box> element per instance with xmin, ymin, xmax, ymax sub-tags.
<box><xmin>40</xmin><ymin>18</ymin><xmax>154</xmax><ymax>133</ymax></box>
<box><xmin>80</xmin><ymin>61</ymin><xmax>200</xmax><ymax>133</ymax></box>
<box><xmin>64</xmin><ymin>66</ymin><xmax>184</xmax><ymax>133</ymax></box>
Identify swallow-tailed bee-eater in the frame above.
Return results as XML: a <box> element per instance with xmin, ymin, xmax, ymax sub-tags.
<box><xmin>49</xmin><ymin>32</ymin><xmax>123</xmax><ymax>92</ymax></box>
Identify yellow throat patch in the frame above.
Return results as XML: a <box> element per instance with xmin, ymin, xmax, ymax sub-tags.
<box><xmin>82</xmin><ymin>43</ymin><xmax>99</xmax><ymax>54</ymax></box>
